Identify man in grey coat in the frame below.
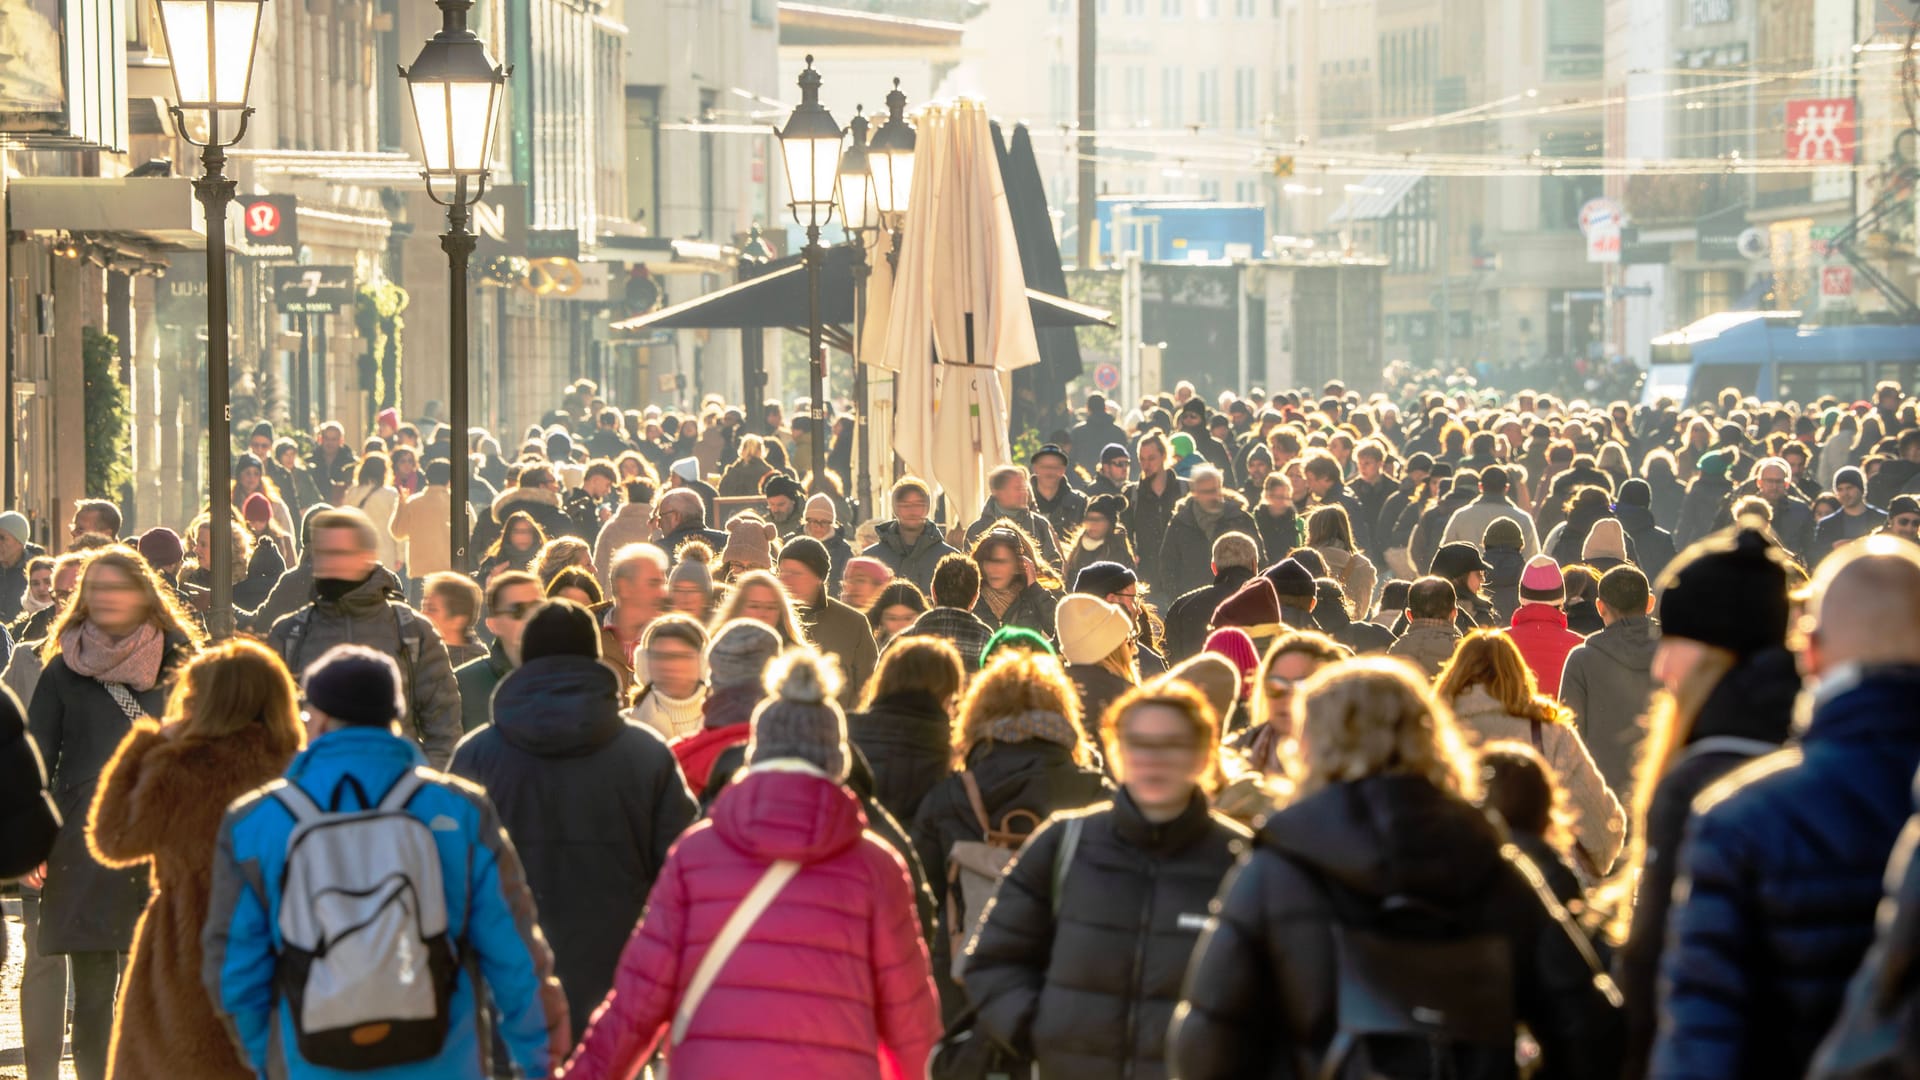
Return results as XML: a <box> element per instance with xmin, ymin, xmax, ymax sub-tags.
<box><xmin>1558</xmin><ymin>565</ymin><xmax>1658</xmax><ymax>798</ymax></box>
<box><xmin>1440</xmin><ymin>465</ymin><xmax>1540</xmax><ymax>557</ymax></box>
<box><xmin>266</xmin><ymin>507</ymin><xmax>464</xmax><ymax>767</ymax></box>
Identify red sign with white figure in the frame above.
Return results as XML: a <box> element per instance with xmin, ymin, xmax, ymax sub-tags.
<box><xmin>1785</xmin><ymin>99</ymin><xmax>1856</xmax><ymax>163</ymax></box>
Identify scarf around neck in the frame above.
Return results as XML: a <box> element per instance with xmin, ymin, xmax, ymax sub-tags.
<box><xmin>981</xmin><ymin>580</ymin><xmax>1023</xmax><ymax>618</ymax></box>
<box><xmin>60</xmin><ymin>621</ymin><xmax>165</xmax><ymax>690</ymax></box>
<box><xmin>986</xmin><ymin>709</ymin><xmax>1080</xmax><ymax>751</ymax></box>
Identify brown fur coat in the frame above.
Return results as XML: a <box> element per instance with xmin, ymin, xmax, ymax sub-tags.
<box><xmin>88</xmin><ymin>719</ymin><xmax>298</xmax><ymax>1080</ymax></box>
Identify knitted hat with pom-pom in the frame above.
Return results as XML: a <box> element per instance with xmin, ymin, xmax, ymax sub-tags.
<box><xmin>746</xmin><ymin>648</ymin><xmax>849</xmax><ymax>780</ymax></box>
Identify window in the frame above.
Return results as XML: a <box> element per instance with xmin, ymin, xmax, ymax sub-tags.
<box><xmin>1235</xmin><ymin>180</ymin><xmax>1256</xmax><ymax>202</ymax></box>
<box><xmin>1199</xmin><ymin>179</ymin><xmax>1221</xmax><ymax>199</ymax></box>
<box><xmin>1537</xmin><ymin>130</ymin><xmax>1603</xmax><ymax>231</ymax></box>
<box><xmin>700</xmin><ymin>89</ymin><xmax>717</xmax><ymax>239</ymax></box>
<box><xmin>1381</xmin><ymin>177</ymin><xmax>1436</xmax><ymax>272</ymax></box>
<box><xmin>1126</xmin><ymin>66</ymin><xmax>1148</xmax><ymax>124</ymax></box>
<box><xmin>1162</xmin><ymin>0</ymin><xmax>1181</xmax><ymax>15</ymax></box>
<box><xmin>1125</xmin><ymin>0</ymin><xmax>1146</xmax><ymax>13</ymax></box>
<box><xmin>751</xmin><ymin>0</ymin><xmax>775</xmax><ymax>26</ymax></box>
<box><xmin>1050</xmin><ymin>62</ymin><xmax>1071</xmax><ymax>121</ymax></box>
<box><xmin>1199</xmin><ymin>0</ymin><xmax>1220</xmax><ymax>14</ymax></box>
<box><xmin>1161</xmin><ymin>65</ymin><xmax>1184</xmax><ymax>126</ymax></box>
<box><xmin>1235</xmin><ymin>0</ymin><xmax>1257</xmax><ymax>15</ymax></box>
<box><xmin>1546</xmin><ymin>0</ymin><xmax>1603</xmax><ymax>80</ymax></box>
<box><xmin>1234</xmin><ymin>66</ymin><xmax>1256</xmax><ymax>129</ymax></box>
<box><xmin>625</xmin><ymin>87</ymin><xmax>661</xmax><ymax>230</ymax></box>
<box><xmin>1196</xmin><ymin>69</ymin><xmax>1219</xmax><ymax>125</ymax></box>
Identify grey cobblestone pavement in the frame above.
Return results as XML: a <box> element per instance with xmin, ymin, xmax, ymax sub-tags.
<box><xmin>1</xmin><ymin>898</ymin><xmax>75</xmax><ymax>1080</ymax></box>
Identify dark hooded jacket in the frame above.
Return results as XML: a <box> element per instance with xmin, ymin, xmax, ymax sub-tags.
<box><xmin>448</xmin><ymin>654</ymin><xmax>698</xmax><ymax>1039</ymax></box>
<box><xmin>1615</xmin><ymin>503</ymin><xmax>1676</xmax><ymax>583</ymax></box>
<box><xmin>1617</xmin><ymin>646</ymin><xmax>1799</xmax><ymax>1080</ymax></box>
<box><xmin>1125</xmin><ymin>474</ymin><xmax>1188</xmax><ymax>597</ymax></box>
<box><xmin>863</xmin><ymin>520</ymin><xmax>960</xmax><ymax>595</ymax></box>
<box><xmin>265</xmin><ymin>568</ymin><xmax>463</xmax><ymax>768</ymax></box>
<box><xmin>965</xmin><ymin>792</ymin><xmax>1250</xmax><ymax>1080</ymax></box>
<box><xmin>1158</xmin><ymin>490</ymin><xmax>1263</xmax><ymax>602</ymax></box>
<box><xmin>1170</xmin><ymin>774</ymin><xmax>1624</xmax><ymax>1080</ymax></box>
<box><xmin>1163</xmin><ymin>565</ymin><xmax>1256</xmax><ymax>664</ymax></box>
<box><xmin>1031</xmin><ymin>478</ymin><xmax>1090</xmax><ymax>545</ymax></box>
<box><xmin>1674</xmin><ymin>473</ymin><xmax>1734</xmax><ymax>550</ymax></box>
<box><xmin>965</xmin><ymin>501</ymin><xmax>1065</xmax><ymax>567</ymax></box>
<box><xmin>847</xmin><ymin>687</ymin><xmax>953</xmax><ymax>824</ymax></box>
<box><xmin>1560</xmin><ymin>615</ymin><xmax>1660</xmax><ymax>799</ymax></box>
<box><xmin>1653</xmin><ymin>664</ymin><xmax>1920</xmax><ymax>1080</ymax></box>
<box><xmin>1484</xmin><ymin>542</ymin><xmax>1527</xmax><ymax>623</ymax></box>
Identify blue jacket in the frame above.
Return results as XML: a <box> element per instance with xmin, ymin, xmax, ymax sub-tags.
<box><xmin>203</xmin><ymin>727</ymin><xmax>562</xmax><ymax>1080</ymax></box>
<box><xmin>1653</xmin><ymin>665</ymin><xmax>1920</xmax><ymax>1080</ymax></box>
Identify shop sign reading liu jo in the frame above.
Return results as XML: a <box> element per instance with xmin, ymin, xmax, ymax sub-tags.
<box><xmin>1687</xmin><ymin>0</ymin><xmax>1734</xmax><ymax>26</ymax></box>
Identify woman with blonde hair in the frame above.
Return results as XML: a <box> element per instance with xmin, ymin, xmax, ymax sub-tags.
<box><xmin>717</xmin><ymin>432</ymin><xmax>774</xmax><ymax>497</ymax></box>
<box><xmin>1171</xmin><ymin>659</ymin><xmax>1622</xmax><ymax>1079</ymax></box>
<box><xmin>909</xmin><ymin>648</ymin><xmax>1109</xmax><ymax>1015</ymax></box>
<box><xmin>89</xmin><ymin>640</ymin><xmax>303</xmax><ymax>1079</ymax></box>
<box><xmin>533</xmin><ymin>535</ymin><xmax>595</xmax><ymax>590</ymax></box>
<box><xmin>1233</xmin><ymin>629</ymin><xmax>1348</xmax><ymax>778</ymax></box>
<box><xmin>1609</xmin><ymin>528</ymin><xmax>1799</xmax><ymax>1080</ymax></box>
<box><xmin>965</xmin><ymin>682</ymin><xmax>1250</xmax><ymax>1077</ymax></box>
<box><xmin>340</xmin><ymin>451</ymin><xmax>404</xmax><ymax>576</ymax></box>
<box><xmin>1304</xmin><ymin>503</ymin><xmax>1376</xmax><ymax>613</ymax></box>
<box><xmin>710</xmin><ymin>568</ymin><xmax>805</xmax><ymax>646</ymax></box>
<box><xmin>27</xmin><ymin>549</ymin><xmax>203</xmax><ymax>1080</ymax></box>
<box><xmin>1435</xmin><ymin>629</ymin><xmax>1624</xmax><ymax>881</ymax></box>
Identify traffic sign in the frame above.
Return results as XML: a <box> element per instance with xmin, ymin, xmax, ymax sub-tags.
<box><xmin>1093</xmin><ymin>363</ymin><xmax>1120</xmax><ymax>391</ymax></box>
<box><xmin>1271</xmin><ymin>156</ymin><xmax>1294</xmax><ymax>178</ymax></box>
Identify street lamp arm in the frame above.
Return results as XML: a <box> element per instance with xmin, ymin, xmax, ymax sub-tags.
<box><xmin>423</xmin><ymin>168</ymin><xmax>492</xmax><ymax>210</ymax></box>
<box><xmin>167</xmin><ymin>104</ymin><xmax>254</xmax><ymax>150</ymax></box>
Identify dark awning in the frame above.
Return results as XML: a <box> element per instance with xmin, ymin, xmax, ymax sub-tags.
<box><xmin>611</xmin><ymin>241</ymin><xmax>1111</xmax><ymax>336</ymax></box>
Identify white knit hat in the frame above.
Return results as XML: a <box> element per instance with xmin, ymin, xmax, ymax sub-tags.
<box><xmin>1056</xmin><ymin>594</ymin><xmax>1132</xmax><ymax>666</ymax></box>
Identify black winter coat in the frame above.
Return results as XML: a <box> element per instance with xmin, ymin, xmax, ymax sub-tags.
<box><xmin>1615</xmin><ymin>504</ymin><xmax>1677</xmax><ymax>584</ymax></box>
<box><xmin>1170</xmin><ymin>774</ymin><xmax>1624</xmax><ymax>1080</ymax></box>
<box><xmin>1616</xmin><ymin>646</ymin><xmax>1799</xmax><ymax>1080</ymax></box>
<box><xmin>28</xmin><ymin>638</ymin><xmax>192</xmax><ymax>953</ymax></box>
<box><xmin>448</xmin><ymin>654</ymin><xmax>698</xmax><ymax>1039</ymax></box>
<box><xmin>1252</xmin><ymin>505</ymin><xmax>1300</xmax><ymax>567</ymax></box>
<box><xmin>0</xmin><ymin>688</ymin><xmax>57</xmax><ymax>881</ymax></box>
<box><xmin>847</xmin><ymin>688</ymin><xmax>953</xmax><ymax>824</ymax></box>
<box><xmin>974</xmin><ymin>582</ymin><xmax>1061</xmax><ymax>639</ymax></box>
<box><xmin>966</xmin><ymin>791</ymin><xmax>1250</xmax><ymax>1079</ymax></box>
<box><xmin>1032</xmin><ymin>480</ymin><xmax>1089</xmax><ymax>546</ymax></box>
<box><xmin>864</xmin><ymin>520</ymin><xmax>961</xmax><ymax>595</ymax></box>
<box><xmin>1157</xmin><ymin>492</ymin><xmax>1263</xmax><ymax>602</ymax></box>
<box><xmin>1125</xmin><ymin>475</ymin><xmax>1187</xmax><ymax>598</ymax></box>
<box><xmin>1162</xmin><ymin>566</ymin><xmax>1255</xmax><ymax>664</ymax></box>
<box><xmin>1066</xmin><ymin>663</ymin><xmax>1136</xmax><ymax>743</ymax></box>
<box><xmin>1673</xmin><ymin>474</ymin><xmax>1732</xmax><ymax>550</ymax></box>
<box><xmin>1653</xmin><ymin>665</ymin><xmax>1920</xmax><ymax>1080</ymax></box>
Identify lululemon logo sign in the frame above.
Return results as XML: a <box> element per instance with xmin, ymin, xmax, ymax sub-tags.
<box><xmin>246</xmin><ymin>201</ymin><xmax>280</xmax><ymax>238</ymax></box>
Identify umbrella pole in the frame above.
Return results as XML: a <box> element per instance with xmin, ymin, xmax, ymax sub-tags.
<box><xmin>852</xmin><ymin>244</ymin><xmax>871</xmax><ymax>522</ymax></box>
<box><xmin>806</xmin><ymin>224</ymin><xmax>828</xmax><ymax>493</ymax></box>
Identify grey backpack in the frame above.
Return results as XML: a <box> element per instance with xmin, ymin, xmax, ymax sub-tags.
<box><xmin>272</xmin><ymin>769</ymin><xmax>458</xmax><ymax>1068</ymax></box>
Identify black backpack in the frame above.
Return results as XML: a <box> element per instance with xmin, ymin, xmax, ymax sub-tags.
<box><xmin>1311</xmin><ymin>881</ymin><xmax>1519</xmax><ymax>1080</ymax></box>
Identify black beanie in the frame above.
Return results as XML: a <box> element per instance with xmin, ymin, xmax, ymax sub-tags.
<box><xmin>1618</xmin><ymin>478</ymin><xmax>1652</xmax><ymax>508</ymax></box>
<box><xmin>1657</xmin><ymin>527</ymin><xmax>1791</xmax><ymax>657</ymax></box>
<box><xmin>518</xmin><ymin>599</ymin><xmax>603</xmax><ymax>662</ymax></box>
<box><xmin>303</xmin><ymin>645</ymin><xmax>403</xmax><ymax>727</ymax></box>
<box><xmin>781</xmin><ymin>535</ymin><xmax>832</xmax><ymax>582</ymax></box>
<box><xmin>1073</xmin><ymin>560</ymin><xmax>1137</xmax><ymax>597</ymax></box>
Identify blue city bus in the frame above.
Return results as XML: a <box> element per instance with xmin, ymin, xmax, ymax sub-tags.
<box><xmin>1645</xmin><ymin>312</ymin><xmax>1920</xmax><ymax>404</ymax></box>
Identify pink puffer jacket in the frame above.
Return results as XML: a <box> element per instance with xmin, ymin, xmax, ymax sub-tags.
<box><xmin>557</xmin><ymin>764</ymin><xmax>940</xmax><ymax>1080</ymax></box>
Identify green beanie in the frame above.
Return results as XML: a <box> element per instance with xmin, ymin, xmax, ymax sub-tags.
<box><xmin>980</xmin><ymin>626</ymin><xmax>1057</xmax><ymax>668</ymax></box>
<box><xmin>1696</xmin><ymin>447</ymin><xmax>1733</xmax><ymax>478</ymax></box>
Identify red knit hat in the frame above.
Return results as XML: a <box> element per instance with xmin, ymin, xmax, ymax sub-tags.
<box><xmin>1203</xmin><ymin>628</ymin><xmax>1261</xmax><ymax>701</ymax></box>
<box><xmin>242</xmin><ymin>493</ymin><xmax>273</xmax><ymax>527</ymax></box>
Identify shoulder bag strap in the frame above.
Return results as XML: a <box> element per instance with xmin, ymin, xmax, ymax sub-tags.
<box><xmin>670</xmin><ymin>858</ymin><xmax>800</xmax><ymax>1046</ymax></box>
<box><xmin>1051</xmin><ymin>815</ymin><xmax>1085</xmax><ymax>919</ymax></box>
<box><xmin>959</xmin><ymin>770</ymin><xmax>992</xmax><ymax>838</ymax></box>
<box><xmin>103</xmin><ymin>682</ymin><xmax>147</xmax><ymax>724</ymax></box>
<box><xmin>1529</xmin><ymin>719</ymin><xmax>1545</xmax><ymax>754</ymax></box>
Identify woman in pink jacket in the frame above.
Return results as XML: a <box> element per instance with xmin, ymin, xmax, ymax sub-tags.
<box><xmin>558</xmin><ymin>648</ymin><xmax>940</xmax><ymax>1080</ymax></box>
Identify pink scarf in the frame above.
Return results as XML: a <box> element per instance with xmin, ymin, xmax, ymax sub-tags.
<box><xmin>60</xmin><ymin>622</ymin><xmax>165</xmax><ymax>691</ymax></box>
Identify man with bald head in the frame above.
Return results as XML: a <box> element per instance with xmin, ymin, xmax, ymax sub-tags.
<box><xmin>652</xmin><ymin>489</ymin><xmax>726</xmax><ymax>565</ymax></box>
<box><xmin>1655</xmin><ymin>537</ymin><xmax>1920</xmax><ymax>1080</ymax></box>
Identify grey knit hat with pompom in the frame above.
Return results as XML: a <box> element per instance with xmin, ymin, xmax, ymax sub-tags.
<box><xmin>746</xmin><ymin>648</ymin><xmax>849</xmax><ymax>781</ymax></box>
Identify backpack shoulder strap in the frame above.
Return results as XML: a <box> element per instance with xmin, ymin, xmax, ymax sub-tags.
<box><xmin>1529</xmin><ymin>719</ymin><xmax>1545</xmax><ymax>754</ymax></box>
<box><xmin>272</xmin><ymin>780</ymin><xmax>324</xmax><ymax>825</ymax></box>
<box><xmin>379</xmin><ymin>769</ymin><xmax>429</xmax><ymax>813</ymax></box>
<box><xmin>671</xmin><ymin>858</ymin><xmax>800</xmax><ymax>1046</ymax></box>
<box><xmin>959</xmin><ymin>770</ymin><xmax>992</xmax><ymax>837</ymax></box>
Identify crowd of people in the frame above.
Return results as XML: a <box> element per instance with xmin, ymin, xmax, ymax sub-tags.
<box><xmin>5</xmin><ymin>373</ymin><xmax>1920</xmax><ymax>1079</ymax></box>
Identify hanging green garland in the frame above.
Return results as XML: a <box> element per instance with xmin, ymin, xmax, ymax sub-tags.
<box><xmin>83</xmin><ymin>327</ymin><xmax>131</xmax><ymax>499</ymax></box>
<box><xmin>355</xmin><ymin>281</ymin><xmax>410</xmax><ymax>415</ymax></box>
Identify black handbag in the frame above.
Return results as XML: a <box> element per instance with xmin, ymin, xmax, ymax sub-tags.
<box><xmin>926</xmin><ymin>1003</ymin><xmax>1033</xmax><ymax>1080</ymax></box>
